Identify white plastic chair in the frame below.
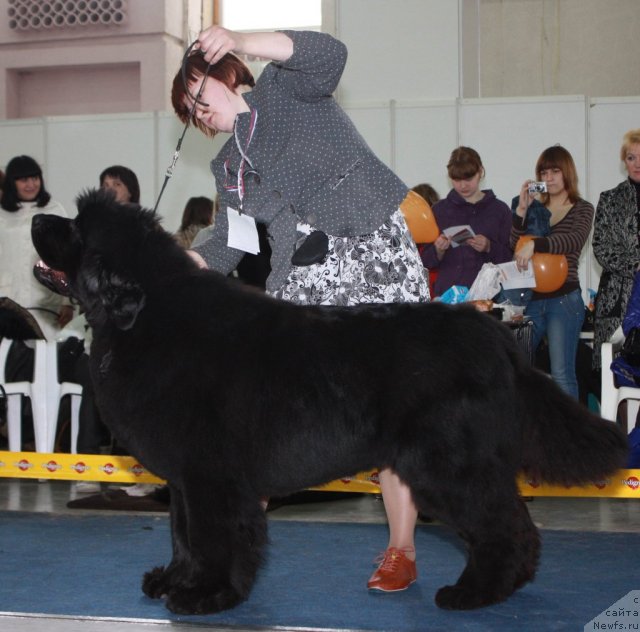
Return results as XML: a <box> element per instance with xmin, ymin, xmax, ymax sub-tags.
<box><xmin>600</xmin><ymin>326</ymin><xmax>640</xmax><ymax>434</ymax></box>
<box><xmin>43</xmin><ymin>340</ymin><xmax>83</xmax><ymax>454</ymax></box>
<box><xmin>1</xmin><ymin>337</ymin><xmax>31</xmax><ymax>451</ymax></box>
<box><xmin>0</xmin><ymin>338</ymin><xmax>82</xmax><ymax>453</ymax></box>
<box><xmin>1</xmin><ymin>337</ymin><xmax>48</xmax><ymax>452</ymax></box>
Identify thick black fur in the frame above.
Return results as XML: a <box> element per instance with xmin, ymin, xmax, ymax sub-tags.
<box><xmin>31</xmin><ymin>189</ymin><xmax>628</xmax><ymax>615</ymax></box>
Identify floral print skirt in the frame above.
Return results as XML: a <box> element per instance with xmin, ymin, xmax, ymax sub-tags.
<box><xmin>271</xmin><ymin>208</ymin><xmax>430</xmax><ymax>306</ymax></box>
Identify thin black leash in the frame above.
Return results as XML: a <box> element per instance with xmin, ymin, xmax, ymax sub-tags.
<box><xmin>152</xmin><ymin>41</ymin><xmax>212</xmax><ymax>214</ymax></box>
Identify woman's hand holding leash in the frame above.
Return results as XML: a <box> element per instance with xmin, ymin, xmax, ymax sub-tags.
<box><xmin>195</xmin><ymin>26</ymin><xmax>244</xmax><ymax>64</ymax></box>
<box><xmin>196</xmin><ymin>26</ymin><xmax>293</xmax><ymax>64</ymax></box>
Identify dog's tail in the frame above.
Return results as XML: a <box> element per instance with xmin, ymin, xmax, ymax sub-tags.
<box><xmin>517</xmin><ymin>367</ymin><xmax>628</xmax><ymax>486</ymax></box>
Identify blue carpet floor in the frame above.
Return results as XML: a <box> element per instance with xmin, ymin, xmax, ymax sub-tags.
<box><xmin>0</xmin><ymin>511</ymin><xmax>637</xmax><ymax>631</ymax></box>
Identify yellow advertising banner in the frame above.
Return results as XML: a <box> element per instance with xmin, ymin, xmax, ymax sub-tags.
<box><xmin>0</xmin><ymin>451</ymin><xmax>638</xmax><ymax>498</ymax></box>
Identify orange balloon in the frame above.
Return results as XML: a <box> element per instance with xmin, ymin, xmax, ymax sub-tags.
<box><xmin>515</xmin><ymin>236</ymin><xmax>568</xmax><ymax>293</ymax></box>
<box><xmin>400</xmin><ymin>190</ymin><xmax>439</xmax><ymax>243</ymax></box>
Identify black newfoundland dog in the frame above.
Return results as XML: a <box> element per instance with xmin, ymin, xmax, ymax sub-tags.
<box><xmin>32</xmin><ymin>189</ymin><xmax>627</xmax><ymax>616</ymax></box>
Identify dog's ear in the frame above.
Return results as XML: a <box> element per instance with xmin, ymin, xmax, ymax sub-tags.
<box><xmin>100</xmin><ymin>271</ymin><xmax>146</xmax><ymax>330</ymax></box>
<box><xmin>83</xmin><ymin>259</ymin><xmax>146</xmax><ymax>330</ymax></box>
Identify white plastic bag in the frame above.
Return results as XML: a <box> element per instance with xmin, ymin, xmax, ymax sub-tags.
<box><xmin>466</xmin><ymin>263</ymin><xmax>502</xmax><ymax>301</ymax></box>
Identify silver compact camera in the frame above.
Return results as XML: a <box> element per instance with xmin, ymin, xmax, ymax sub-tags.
<box><xmin>528</xmin><ymin>181</ymin><xmax>547</xmax><ymax>194</ymax></box>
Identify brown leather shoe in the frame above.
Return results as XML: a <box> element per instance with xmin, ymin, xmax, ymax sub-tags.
<box><xmin>367</xmin><ymin>547</ymin><xmax>417</xmax><ymax>592</ymax></box>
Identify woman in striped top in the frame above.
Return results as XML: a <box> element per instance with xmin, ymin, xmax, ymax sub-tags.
<box><xmin>511</xmin><ymin>145</ymin><xmax>594</xmax><ymax>398</ymax></box>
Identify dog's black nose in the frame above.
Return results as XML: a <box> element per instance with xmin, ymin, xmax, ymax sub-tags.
<box><xmin>31</xmin><ymin>213</ymin><xmax>46</xmax><ymax>231</ymax></box>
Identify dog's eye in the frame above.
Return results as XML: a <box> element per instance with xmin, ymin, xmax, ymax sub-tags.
<box><xmin>71</xmin><ymin>222</ymin><xmax>84</xmax><ymax>247</ymax></box>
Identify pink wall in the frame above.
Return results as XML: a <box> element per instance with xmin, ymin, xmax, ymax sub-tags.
<box><xmin>0</xmin><ymin>0</ymin><xmax>197</xmax><ymax>118</ymax></box>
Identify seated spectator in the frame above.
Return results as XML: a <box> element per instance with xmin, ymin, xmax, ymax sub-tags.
<box><xmin>411</xmin><ymin>182</ymin><xmax>440</xmax><ymax>207</ymax></box>
<box><xmin>99</xmin><ymin>165</ymin><xmax>140</xmax><ymax>205</ymax></box>
<box><xmin>420</xmin><ymin>147</ymin><xmax>512</xmax><ymax>297</ymax></box>
<box><xmin>174</xmin><ymin>196</ymin><xmax>215</xmax><ymax>249</ymax></box>
<box><xmin>1</xmin><ymin>155</ymin><xmax>74</xmax><ymax>340</ymax></box>
<box><xmin>1</xmin><ymin>155</ymin><xmax>75</xmax><ymax>448</ymax></box>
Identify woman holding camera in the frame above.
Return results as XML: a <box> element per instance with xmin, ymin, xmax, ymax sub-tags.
<box><xmin>511</xmin><ymin>145</ymin><xmax>594</xmax><ymax>398</ymax></box>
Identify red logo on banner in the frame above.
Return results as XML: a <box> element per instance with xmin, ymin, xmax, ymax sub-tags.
<box><xmin>623</xmin><ymin>476</ymin><xmax>639</xmax><ymax>490</ymax></box>
<box><xmin>369</xmin><ymin>471</ymin><xmax>380</xmax><ymax>485</ymax></box>
<box><xmin>17</xmin><ymin>459</ymin><xmax>32</xmax><ymax>471</ymax></box>
<box><xmin>71</xmin><ymin>462</ymin><xmax>89</xmax><ymax>474</ymax></box>
<box><xmin>44</xmin><ymin>460</ymin><xmax>61</xmax><ymax>472</ymax></box>
<box><xmin>100</xmin><ymin>463</ymin><xmax>117</xmax><ymax>475</ymax></box>
<box><xmin>129</xmin><ymin>464</ymin><xmax>146</xmax><ymax>476</ymax></box>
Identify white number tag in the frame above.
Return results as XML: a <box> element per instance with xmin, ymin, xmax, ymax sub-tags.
<box><xmin>227</xmin><ymin>206</ymin><xmax>260</xmax><ymax>254</ymax></box>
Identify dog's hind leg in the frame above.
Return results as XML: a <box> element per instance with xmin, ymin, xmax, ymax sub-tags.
<box><xmin>144</xmin><ymin>482</ymin><xmax>267</xmax><ymax>615</ymax></box>
<box><xmin>511</xmin><ymin>497</ymin><xmax>540</xmax><ymax>591</ymax></box>
<box><xmin>421</xmin><ymin>479</ymin><xmax>539</xmax><ymax>610</ymax></box>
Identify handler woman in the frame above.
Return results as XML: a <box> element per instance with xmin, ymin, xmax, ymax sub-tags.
<box><xmin>172</xmin><ymin>27</ymin><xmax>428</xmax><ymax>592</ymax></box>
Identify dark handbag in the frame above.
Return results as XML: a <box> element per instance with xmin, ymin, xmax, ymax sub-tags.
<box><xmin>582</xmin><ymin>306</ymin><xmax>595</xmax><ymax>332</ymax></box>
<box><xmin>0</xmin><ymin>297</ymin><xmax>45</xmax><ymax>340</ymax></box>
<box><xmin>621</xmin><ymin>327</ymin><xmax>640</xmax><ymax>366</ymax></box>
<box><xmin>291</xmin><ymin>230</ymin><xmax>329</xmax><ymax>266</ymax></box>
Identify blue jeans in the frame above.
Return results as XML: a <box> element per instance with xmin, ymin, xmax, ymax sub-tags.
<box><xmin>525</xmin><ymin>289</ymin><xmax>585</xmax><ymax>399</ymax></box>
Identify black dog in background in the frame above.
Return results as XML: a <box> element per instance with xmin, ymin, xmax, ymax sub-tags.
<box><xmin>31</xmin><ymin>189</ymin><xmax>627</xmax><ymax>616</ymax></box>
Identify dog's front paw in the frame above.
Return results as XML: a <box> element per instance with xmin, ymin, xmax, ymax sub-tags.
<box><xmin>165</xmin><ymin>585</ymin><xmax>245</xmax><ymax>615</ymax></box>
<box><xmin>435</xmin><ymin>584</ymin><xmax>504</xmax><ymax>610</ymax></box>
<box><xmin>142</xmin><ymin>566</ymin><xmax>170</xmax><ymax>599</ymax></box>
<box><xmin>436</xmin><ymin>584</ymin><xmax>513</xmax><ymax>610</ymax></box>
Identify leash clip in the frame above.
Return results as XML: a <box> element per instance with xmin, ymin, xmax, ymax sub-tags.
<box><xmin>166</xmin><ymin>150</ymin><xmax>181</xmax><ymax>178</ymax></box>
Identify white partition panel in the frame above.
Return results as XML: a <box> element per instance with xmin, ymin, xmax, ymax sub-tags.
<box><xmin>0</xmin><ymin>95</ymin><xmax>637</xmax><ymax>286</ymax></box>
<box><xmin>44</xmin><ymin>113</ymin><xmax>156</xmax><ymax>216</ymax></box>
<box><xmin>154</xmin><ymin>112</ymin><xmax>226</xmax><ymax>231</ymax></box>
<box><xmin>343</xmin><ymin>103</ymin><xmax>393</xmax><ymax>170</ymax></box>
<box><xmin>458</xmin><ymin>96</ymin><xmax>588</xmax><ymax>204</ymax></box>
<box><xmin>393</xmin><ymin>100</ymin><xmax>458</xmax><ymax>196</ymax></box>
<box><xmin>0</xmin><ymin>119</ymin><xmax>46</xmax><ymax>175</ymax></box>
<box><xmin>587</xmin><ymin>98</ymin><xmax>640</xmax><ymax>202</ymax></box>
<box><xmin>458</xmin><ymin>96</ymin><xmax>592</xmax><ymax>298</ymax></box>
<box><xmin>343</xmin><ymin>99</ymin><xmax>458</xmax><ymax>196</ymax></box>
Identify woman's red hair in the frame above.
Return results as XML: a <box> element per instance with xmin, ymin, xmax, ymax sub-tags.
<box><xmin>171</xmin><ymin>51</ymin><xmax>255</xmax><ymax>137</ymax></box>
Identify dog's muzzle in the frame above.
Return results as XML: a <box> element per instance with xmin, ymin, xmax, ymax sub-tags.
<box><xmin>33</xmin><ymin>261</ymin><xmax>71</xmax><ymax>297</ymax></box>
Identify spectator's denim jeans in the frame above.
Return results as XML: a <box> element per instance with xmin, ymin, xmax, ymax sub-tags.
<box><xmin>526</xmin><ymin>289</ymin><xmax>585</xmax><ymax>399</ymax></box>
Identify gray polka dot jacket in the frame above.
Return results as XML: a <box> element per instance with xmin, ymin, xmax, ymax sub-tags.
<box><xmin>192</xmin><ymin>30</ymin><xmax>409</xmax><ymax>293</ymax></box>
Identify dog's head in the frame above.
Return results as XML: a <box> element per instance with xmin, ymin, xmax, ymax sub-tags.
<box><xmin>32</xmin><ymin>188</ymin><xmax>188</xmax><ymax>331</ymax></box>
